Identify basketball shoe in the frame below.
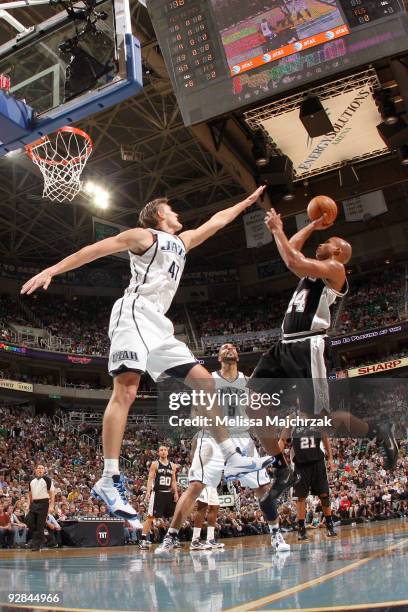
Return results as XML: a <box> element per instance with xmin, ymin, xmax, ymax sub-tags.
<box><xmin>206</xmin><ymin>539</ymin><xmax>225</xmax><ymax>549</ymax></box>
<box><xmin>190</xmin><ymin>539</ymin><xmax>212</xmax><ymax>551</ymax></box>
<box><xmin>376</xmin><ymin>423</ymin><xmax>399</xmax><ymax>470</ymax></box>
<box><xmin>91</xmin><ymin>474</ymin><xmax>138</xmax><ymax>519</ymax></box>
<box><xmin>269</xmin><ymin>466</ymin><xmax>301</xmax><ymax>500</ymax></box>
<box><xmin>155</xmin><ymin>534</ymin><xmax>177</xmax><ymax>556</ymax></box>
<box><xmin>224</xmin><ymin>450</ymin><xmax>275</xmax><ymax>481</ymax></box>
<box><xmin>298</xmin><ymin>525</ymin><xmax>308</xmax><ymax>541</ymax></box>
<box><xmin>326</xmin><ymin>523</ymin><xmax>337</xmax><ymax>537</ymax></box>
<box><xmin>271</xmin><ymin>530</ymin><xmax>290</xmax><ymax>552</ymax></box>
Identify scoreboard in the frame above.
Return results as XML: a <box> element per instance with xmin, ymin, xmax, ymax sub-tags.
<box><xmin>341</xmin><ymin>1</ymin><xmax>401</xmax><ymax>27</ymax></box>
<box><xmin>147</xmin><ymin>0</ymin><xmax>408</xmax><ymax>125</ymax></box>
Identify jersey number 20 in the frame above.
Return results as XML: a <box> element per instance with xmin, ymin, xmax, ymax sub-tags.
<box><xmin>159</xmin><ymin>475</ymin><xmax>171</xmax><ymax>486</ymax></box>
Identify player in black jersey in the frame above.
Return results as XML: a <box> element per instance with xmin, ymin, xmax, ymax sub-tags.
<box><xmin>248</xmin><ymin>208</ymin><xmax>398</xmax><ymax>499</ymax></box>
<box><xmin>280</xmin><ymin>421</ymin><xmax>337</xmax><ymax>540</ymax></box>
<box><xmin>140</xmin><ymin>446</ymin><xmax>179</xmax><ymax>550</ymax></box>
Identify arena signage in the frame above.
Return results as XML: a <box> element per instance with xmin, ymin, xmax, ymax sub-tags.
<box><xmin>218</xmin><ymin>495</ymin><xmax>235</xmax><ymax>507</ymax></box>
<box><xmin>95</xmin><ymin>523</ymin><xmax>110</xmax><ymax>547</ymax></box>
<box><xmin>0</xmin><ymin>341</ymin><xmax>107</xmax><ymax>365</ymax></box>
<box><xmin>348</xmin><ymin>357</ymin><xmax>408</xmax><ymax>378</ymax></box>
<box><xmin>0</xmin><ymin>378</ymin><xmax>33</xmax><ymax>392</ymax></box>
<box><xmin>260</xmin><ymin>84</ymin><xmax>388</xmax><ymax>179</ymax></box>
<box><xmin>243</xmin><ymin>209</ymin><xmax>273</xmax><ymax>249</ymax></box>
<box><xmin>330</xmin><ymin>323</ymin><xmax>408</xmax><ymax>348</ymax></box>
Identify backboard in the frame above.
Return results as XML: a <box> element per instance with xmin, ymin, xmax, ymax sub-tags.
<box><xmin>0</xmin><ymin>0</ymin><xmax>143</xmax><ymax>155</ymax></box>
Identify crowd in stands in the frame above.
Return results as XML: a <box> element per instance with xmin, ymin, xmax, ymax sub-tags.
<box><xmin>21</xmin><ymin>294</ymin><xmax>113</xmax><ymax>356</ymax></box>
<box><xmin>336</xmin><ymin>269</ymin><xmax>403</xmax><ymax>335</ymax></box>
<box><xmin>0</xmin><ymin>406</ymin><xmax>406</xmax><ymax>548</ymax></box>
<box><xmin>0</xmin><ymin>265</ymin><xmax>406</xmax><ymax>358</ymax></box>
<box><xmin>338</xmin><ymin>347</ymin><xmax>408</xmax><ymax>371</ymax></box>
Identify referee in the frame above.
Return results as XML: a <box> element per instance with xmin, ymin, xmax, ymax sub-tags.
<box><xmin>28</xmin><ymin>465</ymin><xmax>55</xmax><ymax>551</ymax></box>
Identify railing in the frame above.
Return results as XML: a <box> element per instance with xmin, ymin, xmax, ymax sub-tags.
<box><xmin>17</xmin><ymin>297</ymin><xmax>43</xmax><ymax>329</ymax></box>
<box><xmin>183</xmin><ymin>303</ymin><xmax>201</xmax><ymax>352</ymax></box>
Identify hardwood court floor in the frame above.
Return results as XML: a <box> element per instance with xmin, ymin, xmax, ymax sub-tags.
<box><xmin>0</xmin><ymin>520</ymin><xmax>407</xmax><ymax>612</ymax></box>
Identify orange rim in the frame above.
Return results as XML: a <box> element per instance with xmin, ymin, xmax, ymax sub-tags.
<box><xmin>25</xmin><ymin>126</ymin><xmax>93</xmax><ymax>166</ymax></box>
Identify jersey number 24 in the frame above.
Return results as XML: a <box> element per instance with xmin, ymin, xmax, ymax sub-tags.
<box><xmin>286</xmin><ymin>288</ymin><xmax>309</xmax><ymax>313</ymax></box>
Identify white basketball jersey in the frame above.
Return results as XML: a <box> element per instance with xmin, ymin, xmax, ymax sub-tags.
<box><xmin>211</xmin><ymin>370</ymin><xmax>249</xmax><ymax>433</ymax></box>
<box><xmin>125</xmin><ymin>229</ymin><xmax>186</xmax><ymax>314</ymax></box>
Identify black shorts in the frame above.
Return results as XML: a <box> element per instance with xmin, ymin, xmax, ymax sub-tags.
<box><xmin>148</xmin><ymin>491</ymin><xmax>175</xmax><ymax>519</ymax></box>
<box><xmin>293</xmin><ymin>460</ymin><xmax>329</xmax><ymax>498</ymax></box>
<box><xmin>248</xmin><ymin>335</ymin><xmax>330</xmax><ymax>414</ymax></box>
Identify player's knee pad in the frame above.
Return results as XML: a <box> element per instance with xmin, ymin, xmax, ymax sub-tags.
<box><xmin>259</xmin><ymin>489</ymin><xmax>278</xmax><ymax>521</ymax></box>
<box><xmin>320</xmin><ymin>494</ymin><xmax>331</xmax><ymax>509</ymax></box>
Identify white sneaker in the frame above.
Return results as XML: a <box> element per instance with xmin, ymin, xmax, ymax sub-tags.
<box><xmin>155</xmin><ymin>534</ymin><xmax>176</xmax><ymax>556</ymax></box>
<box><xmin>271</xmin><ymin>530</ymin><xmax>290</xmax><ymax>552</ymax></box>
<box><xmin>224</xmin><ymin>451</ymin><xmax>275</xmax><ymax>481</ymax></box>
<box><xmin>190</xmin><ymin>539</ymin><xmax>212</xmax><ymax>550</ymax></box>
<box><xmin>207</xmin><ymin>539</ymin><xmax>225</xmax><ymax>549</ymax></box>
<box><xmin>91</xmin><ymin>474</ymin><xmax>137</xmax><ymax>519</ymax></box>
<box><xmin>127</xmin><ymin>516</ymin><xmax>143</xmax><ymax>530</ymax></box>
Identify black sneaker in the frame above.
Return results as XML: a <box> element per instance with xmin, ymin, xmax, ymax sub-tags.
<box><xmin>376</xmin><ymin>424</ymin><xmax>398</xmax><ymax>470</ymax></box>
<box><xmin>269</xmin><ymin>466</ymin><xmax>301</xmax><ymax>500</ymax></box>
<box><xmin>173</xmin><ymin>536</ymin><xmax>183</xmax><ymax>549</ymax></box>
<box><xmin>298</xmin><ymin>526</ymin><xmax>308</xmax><ymax>541</ymax></box>
<box><xmin>326</xmin><ymin>524</ymin><xmax>337</xmax><ymax>537</ymax></box>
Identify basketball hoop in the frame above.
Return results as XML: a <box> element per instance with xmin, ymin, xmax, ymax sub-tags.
<box><xmin>25</xmin><ymin>126</ymin><xmax>93</xmax><ymax>203</ymax></box>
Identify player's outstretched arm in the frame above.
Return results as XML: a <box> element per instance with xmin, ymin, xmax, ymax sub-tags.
<box><xmin>179</xmin><ymin>185</ymin><xmax>266</xmax><ymax>251</ymax></box>
<box><xmin>265</xmin><ymin>209</ymin><xmax>344</xmax><ymax>283</ymax></box>
<box><xmin>20</xmin><ymin>228</ymin><xmax>153</xmax><ymax>295</ymax></box>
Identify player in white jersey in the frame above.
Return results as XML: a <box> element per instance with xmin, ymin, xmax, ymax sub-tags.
<box><xmin>185</xmin><ymin>343</ymin><xmax>290</xmax><ymax>554</ymax></box>
<box><xmin>21</xmin><ymin>186</ymin><xmax>275</xmax><ymax>523</ymax></box>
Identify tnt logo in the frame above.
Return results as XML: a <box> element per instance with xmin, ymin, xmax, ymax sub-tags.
<box><xmin>96</xmin><ymin>523</ymin><xmax>110</xmax><ymax>547</ymax></box>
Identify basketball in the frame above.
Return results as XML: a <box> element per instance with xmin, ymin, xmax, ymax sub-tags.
<box><xmin>307</xmin><ymin>195</ymin><xmax>338</xmax><ymax>225</ymax></box>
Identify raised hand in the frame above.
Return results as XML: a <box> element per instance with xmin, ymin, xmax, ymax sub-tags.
<box><xmin>312</xmin><ymin>215</ymin><xmax>334</xmax><ymax>231</ymax></box>
<box><xmin>264</xmin><ymin>208</ymin><xmax>283</xmax><ymax>233</ymax></box>
<box><xmin>244</xmin><ymin>184</ymin><xmax>266</xmax><ymax>208</ymax></box>
<box><xmin>21</xmin><ymin>268</ymin><xmax>54</xmax><ymax>295</ymax></box>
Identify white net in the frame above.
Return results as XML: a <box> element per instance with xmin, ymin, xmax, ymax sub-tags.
<box><xmin>26</xmin><ymin>127</ymin><xmax>92</xmax><ymax>203</ymax></box>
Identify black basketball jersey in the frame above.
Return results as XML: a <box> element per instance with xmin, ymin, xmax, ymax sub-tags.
<box><xmin>154</xmin><ymin>460</ymin><xmax>173</xmax><ymax>493</ymax></box>
<box><xmin>292</xmin><ymin>426</ymin><xmax>325</xmax><ymax>464</ymax></box>
<box><xmin>282</xmin><ymin>276</ymin><xmax>348</xmax><ymax>337</ymax></box>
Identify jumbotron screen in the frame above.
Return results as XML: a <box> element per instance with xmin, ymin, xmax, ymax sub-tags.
<box><xmin>147</xmin><ymin>0</ymin><xmax>408</xmax><ymax>126</ymax></box>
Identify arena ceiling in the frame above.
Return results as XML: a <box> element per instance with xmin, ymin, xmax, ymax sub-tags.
<box><xmin>1</xmin><ymin>1</ymin><xmax>408</xmax><ymax>274</ymax></box>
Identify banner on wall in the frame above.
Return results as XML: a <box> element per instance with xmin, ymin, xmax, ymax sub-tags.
<box><xmin>347</xmin><ymin>356</ymin><xmax>408</xmax><ymax>378</ymax></box>
<box><xmin>182</xmin><ymin>286</ymin><xmax>209</xmax><ymax>303</ymax></box>
<box><xmin>261</xmin><ymin>85</ymin><xmax>388</xmax><ymax>178</ymax></box>
<box><xmin>342</xmin><ymin>190</ymin><xmax>388</xmax><ymax>222</ymax></box>
<box><xmin>295</xmin><ymin>212</ymin><xmax>310</xmax><ymax>231</ymax></box>
<box><xmin>243</xmin><ymin>209</ymin><xmax>273</xmax><ymax>248</ymax></box>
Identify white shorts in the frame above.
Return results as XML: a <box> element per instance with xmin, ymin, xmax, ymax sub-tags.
<box><xmin>108</xmin><ymin>295</ymin><xmax>197</xmax><ymax>381</ymax></box>
<box><xmin>189</xmin><ymin>432</ymin><xmax>270</xmax><ymax>489</ymax></box>
<box><xmin>196</xmin><ymin>486</ymin><xmax>220</xmax><ymax>506</ymax></box>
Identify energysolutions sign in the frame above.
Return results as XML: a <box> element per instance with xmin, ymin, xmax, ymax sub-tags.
<box><xmin>261</xmin><ymin>85</ymin><xmax>388</xmax><ymax>179</ymax></box>
<box><xmin>0</xmin><ymin>378</ymin><xmax>33</xmax><ymax>392</ymax></box>
<box><xmin>347</xmin><ymin>357</ymin><xmax>408</xmax><ymax>378</ymax></box>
